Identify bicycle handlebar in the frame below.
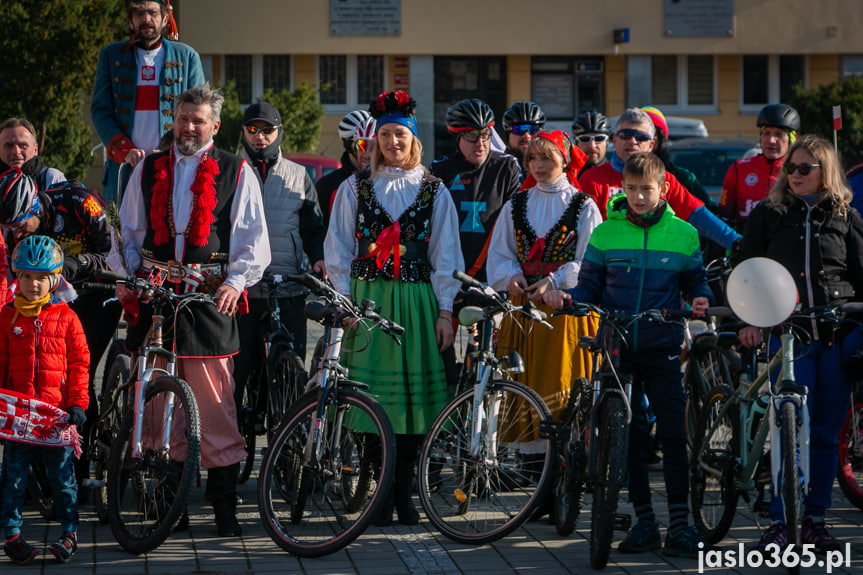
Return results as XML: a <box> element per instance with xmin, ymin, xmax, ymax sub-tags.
<box><xmin>93</xmin><ymin>269</ymin><xmax>215</xmax><ymax>305</ymax></box>
<box><xmin>558</xmin><ymin>300</ymin><xmax>735</xmax><ymax>324</ymax></box>
<box><xmin>451</xmin><ymin>269</ymin><xmax>551</xmax><ymax>329</ymax></box>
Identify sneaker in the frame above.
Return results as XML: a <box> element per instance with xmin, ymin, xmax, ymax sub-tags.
<box><xmin>801</xmin><ymin>517</ymin><xmax>841</xmax><ymax>554</ymax></box>
<box><xmin>645</xmin><ymin>451</ymin><xmax>664</xmax><ymax>472</ymax></box>
<box><xmin>755</xmin><ymin>522</ymin><xmax>787</xmax><ymax>555</ymax></box>
<box><xmin>4</xmin><ymin>534</ymin><xmax>39</xmax><ymax>565</ymax></box>
<box><xmin>618</xmin><ymin>519</ymin><xmax>661</xmax><ymax>553</ymax></box>
<box><xmin>49</xmin><ymin>532</ymin><xmax>77</xmax><ymax>563</ymax></box>
<box><xmin>663</xmin><ymin>525</ymin><xmax>716</xmax><ymax>558</ymax></box>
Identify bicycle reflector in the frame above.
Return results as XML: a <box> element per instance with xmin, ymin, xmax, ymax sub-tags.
<box><xmin>726</xmin><ymin>257</ymin><xmax>797</xmax><ymax>327</ymax></box>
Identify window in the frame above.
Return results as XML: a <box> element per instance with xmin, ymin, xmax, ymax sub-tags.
<box><xmin>224</xmin><ymin>55</ymin><xmax>253</xmax><ymax>104</ymax></box>
<box><xmin>318</xmin><ymin>55</ymin><xmax>385</xmax><ymax>111</ymax></box>
<box><xmin>651</xmin><ymin>56</ymin><xmax>677</xmax><ymax>105</ymax></box>
<box><xmin>530</xmin><ymin>57</ymin><xmax>604</xmax><ymax>120</ymax></box>
<box><xmin>842</xmin><ymin>55</ymin><xmax>863</xmax><ymax>77</ymax></box>
<box><xmin>647</xmin><ymin>55</ymin><xmax>715</xmax><ymax>111</ymax></box>
<box><xmin>263</xmin><ymin>55</ymin><xmax>291</xmax><ymax>93</ymax></box>
<box><xmin>741</xmin><ymin>55</ymin><xmax>807</xmax><ymax>111</ymax></box>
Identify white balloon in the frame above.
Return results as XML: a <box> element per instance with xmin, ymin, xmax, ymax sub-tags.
<box><xmin>726</xmin><ymin>257</ymin><xmax>798</xmax><ymax>327</ymax></box>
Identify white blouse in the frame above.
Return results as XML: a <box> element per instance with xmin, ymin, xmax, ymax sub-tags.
<box><xmin>324</xmin><ymin>166</ymin><xmax>464</xmax><ymax>311</ymax></box>
<box><xmin>487</xmin><ymin>175</ymin><xmax>602</xmax><ymax>291</ymax></box>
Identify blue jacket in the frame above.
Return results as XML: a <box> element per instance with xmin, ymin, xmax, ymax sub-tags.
<box><xmin>91</xmin><ymin>38</ymin><xmax>205</xmax><ymax>203</ymax></box>
<box><xmin>567</xmin><ymin>194</ymin><xmax>714</xmax><ymax>352</ymax></box>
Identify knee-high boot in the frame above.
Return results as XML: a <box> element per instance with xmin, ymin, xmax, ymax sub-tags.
<box><xmin>394</xmin><ymin>435</ymin><xmax>421</xmax><ymax>526</ymax></box>
<box><xmin>207</xmin><ymin>463</ymin><xmax>242</xmax><ymax>537</ymax></box>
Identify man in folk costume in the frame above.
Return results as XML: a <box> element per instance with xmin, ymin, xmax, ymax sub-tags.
<box><xmin>110</xmin><ymin>83</ymin><xmax>271</xmax><ymax>537</ymax></box>
<box><xmin>91</xmin><ymin>0</ymin><xmax>205</xmax><ymax>204</ymax></box>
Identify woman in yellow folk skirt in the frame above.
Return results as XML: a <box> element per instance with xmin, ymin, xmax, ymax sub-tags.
<box><xmin>487</xmin><ymin>130</ymin><xmax>602</xmax><ymax>422</ymax></box>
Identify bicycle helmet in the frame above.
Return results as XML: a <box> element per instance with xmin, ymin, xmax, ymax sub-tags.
<box><xmin>572</xmin><ymin>111</ymin><xmax>611</xmax><ymax>137</ymax></box>
<box><xmin>0</xmin><ymin>168</ymin><xmax>38</xmax><ymax>225</ymax></box>
<box><xmin>352</xmin><ymin>116</ymin><xmax>377</xmax><ymax>140</ymax></box>
<box><xmin>338</xmin><ymin>110</ymin><xmax>372</xmax><ymax>141</ymax></box>
<box><xmin>11</xmin><ymin>235</ymin><xmax>63</xmax><ymax>274</ymax></box>
<box><xmin>446</xmin><ymin>99</ymin><xmax>495</xmax><ymax>133</ymax></box>
<box><xmin>757</xmin><ymin>104</ymin><xmax>800</xmax><ymax>131</ymax></box>
<box><xmin>502</xmin><ymin>101</ymin><xmax>546</xmax><ymax>133</ymax></box>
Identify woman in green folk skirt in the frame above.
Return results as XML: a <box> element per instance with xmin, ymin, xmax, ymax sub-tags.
<box><xmin>323</xmin><ymin>90</ymin><xmax>463</xmax><ymax>525</ymax></box>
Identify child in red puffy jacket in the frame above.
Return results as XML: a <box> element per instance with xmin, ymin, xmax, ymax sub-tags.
<box><xmin>0</xmin><ymin>236</ymin><xmax>89</xmax><ymax>565</ymax></box>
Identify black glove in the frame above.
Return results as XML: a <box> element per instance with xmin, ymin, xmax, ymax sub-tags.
<box><xmin>67</xmin><ymin>406</ymin><xmax>86</xmax><ymax>427</ymax></box>
<box><xmin>62</xmin><ymin>254</ymin><xmax>90</xmax><ymax>283</ymax></box>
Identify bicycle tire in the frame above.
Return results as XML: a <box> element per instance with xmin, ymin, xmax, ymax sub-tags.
<box><xmin>258</xmin><ymin>387</ymin><xmax>396</xmax><ymax>558</ymax></box>
<box><xmin>340</xmin><ymin>430</ymin><xmax>376</xmax><ymax>513</ymax></box>
<box><xmin>685</xmin><ymin>345</ymin><xmax>738</xmax><ymax>451</ymax></box>
<box><xmin>417</xmin><ymin>380</ymin><xmax>554</xmax><ymax>545</ymax></box>
<box><xmin>781</xmin><ymin>401</ymin><xmax>802</xmax><ymax>549</ymax></box>
<box><xmin>837</xmin><ymin>402</ymin><xmax>863</xmax><ymax>510</ymax></box>
<box><xmin>107</xmin><ymin>376</ymin><xmax>201</xmax><ymax>554</ymax></box>
<box><xmin>236</xmin><ymin>365</ymin><xmax>260</xmax><ymax>485</ymax></box>
<box><xmin>553</xmin><ymin>377</ymin><xmax>591</xmax><ymax>537</ymax></box>
<box><xmin>27</xmin><ymin>454</ymin><xmax>56</xmax><ymax>521</ymax></box>
<box><xmin>92</xmin><ymin>352</ymin><xmax>131</xmax><ymax>523</ymax></box>
<box><xmin>267</xmin><ymin>344</ymin><xmax>308</xmax><ymax>439</ymax></box>
<box><xmin>589</xmin><ymin>394</ymin><xmax>627</xmax><ymax>570</ymax></box>
<box><xmin>690</xmin><ymin>384</ymin><xmax>739</xmax><ymax>544</ymax></box>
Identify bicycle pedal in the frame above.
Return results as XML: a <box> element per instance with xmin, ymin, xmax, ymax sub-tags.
<box><xmin>539</xmin><ymin>419</ymin><xmax>562</xmax><ymax>440</ymax></box>
<box><xmin>614</xmin><ymin>513</ymin><xmax>632</xmax><ymax>532</ymax></box>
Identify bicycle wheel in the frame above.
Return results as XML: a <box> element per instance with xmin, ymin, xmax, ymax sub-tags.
<box><xmin>417</xmin><ymin>380</ymin><xmax>554</xmax><ymax>545</ymax></box>
<box><xmin>107</xmin><ymin>376</ymin><xmax>201</xmax><ymax>554</ymax></box>
<box><xmin>690</xmin><ymin>384</ymin><xmax>739</xmax><ymax>544</ymax></box>
<box><xmin>92</xmin><ymin>352</ymin><xmax>131</xmax><ymax>523</ymax></box>
<box><xmin>258</xmin><ymin>387</ymin><xmax>395</xmax><ymax>558</ymax></box>
<box><xmin>237</xmin><ymin>365</ymin><xmax>261</xmax><ymax>485</ymax></box>
<box><xmin>553</xmin><ymin>377</ymin><xmax>591</xmax><ymax>537</ymax></box>
<box><xmin>589</xmin><ymin>393</ymin><xmax>627</xmax><ymax>570</ymax></box>
<box><xmin>781</xmin><ymin>401</ymin><xmax>802</xmax><ymax>549</ymax></box>
<box><xmin>266</xmin><ymin>344</ymin><xmax>308</xmax><ymax>438</ymax></box>
<box><xmin>339</xmin><ymin>429</ymin><xmax>376</xmax><ymax>513</ymax></box>
<box><xmin>685</xmin><ymin>344</ymin><xmax>738</xmax><ymax>450</ymax></box>
<box><xmin>837</xmin><ymin>402</ymin><xmax>863</xmax><ymax>510</ymax></box>
<box><xmin>27</xmin><ymin>454</ymin><xmax>56</xmax><ymax>521</ymax></box>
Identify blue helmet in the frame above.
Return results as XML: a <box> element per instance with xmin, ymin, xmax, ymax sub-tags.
<box><xmin>11</xmin><ymin>235</ymin><xmax>63</xmax><ymax>274</ymax></box>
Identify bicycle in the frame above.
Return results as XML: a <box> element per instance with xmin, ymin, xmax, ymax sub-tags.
<box><xmin>837</xmin><ymin>378</ymin><xmax>863</xmax><ymax>510</ymax></box>
<box><xmin>690</xmin><ymin>303</ymin><xmax>863</xmax><ymax>559</ymax></box>
<box><xmin>236</xmin><ymin>274</ymin><xmax>308</xmax><ymax>484</ymax></box>
<box><xmin>256</xmin><ymin>272</ymin><xmax>400</xmax><ymax>558</ymax></box>
<box><xmin>88</xmin><ymin>269</ymin><xmax>206</xmax><ymax>554</ymax></box>
<box><xmin>415</xmin><ymin>270</ymin><xmax>555</xmax><ymax>545</ymax></box>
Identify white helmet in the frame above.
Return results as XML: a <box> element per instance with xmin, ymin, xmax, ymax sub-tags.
<box><xmin>338</xmin><ymin>110</ymin><xmax>371</xmax><ymax>141</ymax></box>
<box><xmin>353</xmin><ymin>116</ymin><xmax>376</xmax><ymax>140</ymax></box>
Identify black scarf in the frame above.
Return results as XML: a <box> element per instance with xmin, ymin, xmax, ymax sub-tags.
<box><xmin>625</xmin><ymin>199</ymin><xmax>667</xmax><ymax>228</ymax></box>
<box><xmin>242</xmin><ymin>127</ymin><xmax>284</xmax><ymax>182</ymax></box>
<box><xmin>0</xmin><ymin>156</ymin><xmax>50</xmax><ymax>188</ymax></box>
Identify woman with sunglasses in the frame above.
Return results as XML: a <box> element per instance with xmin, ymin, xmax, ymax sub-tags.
<box><xmin>571</xmin><ymin>111</ymin><xmax>611</xmax><ymax>177</ymax></box>
<box><xmin>735</xmin><ymin>134</ymin><xmax>863</xmax><ymax>555</ymax></box>
<box><xmin>324</xmin><ymin>90</ymin><xmax>463</xmax><ymax>527</ymax></box>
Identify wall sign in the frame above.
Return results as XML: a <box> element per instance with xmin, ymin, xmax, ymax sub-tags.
<box><xmin>664</xmin><ymin>0</ymin><xmax>734</xmax><ymax>37</ymax></box>
<box><xmin>331</xmin><ymin>0</ymin><xmax>402</xmax><ymax>37</ymax></box>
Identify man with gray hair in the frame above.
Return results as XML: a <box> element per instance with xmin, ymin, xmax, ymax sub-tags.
<box><xmin>0</xmin><ymin>117</ymin><xmax>65</xmax><ymax>189</ymax></box>
<box><xmin>112</xmin><ymin>82</ymin><xmax>271</xmax><ymax>537</ymax></box>
<box><xmin>579</xmin><ymin>107</ymin><xmax>739</xmax><ymax>251</ymax></box>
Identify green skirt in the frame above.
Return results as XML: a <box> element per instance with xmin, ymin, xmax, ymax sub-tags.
<box><xmin>341</xmin><ymin>278</ymin><xmax>450</xmax><ymax>435</ymax></box>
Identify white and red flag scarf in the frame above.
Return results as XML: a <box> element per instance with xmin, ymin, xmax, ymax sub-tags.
<box><xmin>0</xmin><ymin>389</ymin><xmax>82</xmax><ymax>458</ymax></box>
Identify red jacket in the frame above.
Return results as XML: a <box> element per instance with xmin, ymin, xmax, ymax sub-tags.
<box><xmin>0</xmin><ymin>300</ymin><xmax>89</xmax><ymax>412</ymax></box>
<box><xmin>718</xmin><ymin>154</ymin><xmax>785</xmax><ymax>231</ymax></box>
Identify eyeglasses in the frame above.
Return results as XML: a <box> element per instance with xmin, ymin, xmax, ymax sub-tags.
<box><xmin>511</xmin><ymin>125</ymin><xmax>540</xmax><ymax>136</ymax></box>
<box><xmin>575</xmin><ymin>134</ymin><xmax>609</xmax><ymax>144</ymax></box>
<box><xmin>244</xmin><ymin>125</ymin><xmax>279</xmax><ymax>136</ymax></box>
<box><xmin>353</xmin><ymin>139</ymin><xmax>373</xmax><ymax>153</ymax></box>
<box><xmin>615</xmin><ymin>129</ymin><xmax>653</xmax><ymax>143</ymax></box>
<box><xmin>131</xmin><ymin>8</ymin><xmax>163</xmax><ymax>19</ymax></box>
<box><xmin>783</xmin><ymin>162</ymin><xmax>821</xmax><ymax>176</ymax></box>
<box><xmin>461</xmin><ymin>130</ymin><xmax>492</xmax><ymax>144</ymax></box>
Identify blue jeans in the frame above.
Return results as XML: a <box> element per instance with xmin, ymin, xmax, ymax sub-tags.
<box><xmin>767</xmin><ymin>327</ymin><xmax>862</xmax><ymax>520</ymax></box>
<box><xmin>1</xmin><ymin>441</ymin><xmax>78</xmax><ymax>536</ymax></box>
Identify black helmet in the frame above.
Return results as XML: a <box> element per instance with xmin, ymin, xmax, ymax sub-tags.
<box><xmin>446</xmin><ymin>99</ymin><xmax>495</xmax><ymax>133</ymax></box>
<box><xmin>757</xmin><ymin>104</ymin><xmax>800</xmax><ymax>131</ymax></box>
<box><xmin>0</xmin><ymin>167</ymin><xmax>38</xmax><ymax>225</ymax></box>
<box><xmin>572</xmin><ymin>111</ymin><xmax>611</xmax><ymax>137</ymax></box>
<box><xmin>502</xmin><ymin>101</ymin><xmax>546</xmax><ymax>133</ymax></box>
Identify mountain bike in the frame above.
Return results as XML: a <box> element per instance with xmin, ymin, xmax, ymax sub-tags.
<box><xmin>690</xmin><ymin>303</ymin><xmax>863</xmax><ymax>563</ymax></box>
<box><xmin>416</xmin><ymin>271</ymin><xmax>555</xmax><ymax>545</ymax></box>
<box><xmin>236</xmin><ymin>275</ymin><xmax>308</xmax><ymax>484</ymax></box>
<box><xmin>90</xmin><ymin>269</ymin><xmax>205</xmax><ymax>554</ymax></box>
<box><xmin>257</xmin><ymin>272</ymin><xmax>399</xmax><ymax>558</ymax></box>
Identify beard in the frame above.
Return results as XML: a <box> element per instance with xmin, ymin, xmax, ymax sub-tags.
<box><xmin>176</xmin><ymin>133</ymin><xmax>207</xmax><ymax>155</ymax></box>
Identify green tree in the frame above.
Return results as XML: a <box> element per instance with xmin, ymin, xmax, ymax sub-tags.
<box><xmin>789</xmin><ymin>76</ymin><xmax>863</xmax><ymax>170</ymax></box>
<box><xmin>0</xmin><ymin>0</ymin><xmax>126</xmax><ymax>180</ymax></box>
<box><xmin>214</xmin><ymin>83</ymin><xmax>327</xmax><ymax>154</ymax></box>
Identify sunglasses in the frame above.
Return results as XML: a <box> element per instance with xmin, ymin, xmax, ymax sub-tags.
<box><xmin>783</xmin><ymin>162</ymin><xmax>821</xmax><ymax>176</ymax></box>
<box><xmin>244</xmin><ymin>125</ymin><xmax>279</xmax><ymax>136</ymax></box>
<box><xmin>461</xmin><ymin>130</ymin><xmax>492</xmax><ymax>144</ymax></box>
<box><xmin>511</xmin><ymin>125</ymin><xmax>540</xmax><ymax>136</ymax></box>
<box><xmin>575</xmin><ymin>134</ymin><xmax>609</xmax><ymax>144</ymax></box>
<box><xmin>353</xmin><ymin>139</ymin><xmax>373</xmax><ymax>153</ymax></box>
<box><xmin>615</xmin><ymin>129</ymin><xmax>653</xmax><ymax>143</ymax></box>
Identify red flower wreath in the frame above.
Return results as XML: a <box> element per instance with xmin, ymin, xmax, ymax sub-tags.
<box><xmin>394</xmin><ymin>90</ymin><xmax>410</xmax><ymax>106</ymax></box>
<box><xmin>150</xmin><ymin>150</ymin><xmax>220</xmax><ymax>247</ymax></box>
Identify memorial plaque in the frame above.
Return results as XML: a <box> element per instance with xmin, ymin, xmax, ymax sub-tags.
<box><xmin>664</xmin><ymin>0</ymin><xmax>734</xmax><ymax>37</ymax></box>
<box><xmin>331</xmin><ymin>0</ymin><xmax>401</xmax><ymax>37</ymax></box>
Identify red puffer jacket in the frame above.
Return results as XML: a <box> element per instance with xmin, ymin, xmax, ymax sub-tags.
<box><xmin>0</xmin><ymin>300</ymin><xmax>89</xmax><ymax>411</ymax></box>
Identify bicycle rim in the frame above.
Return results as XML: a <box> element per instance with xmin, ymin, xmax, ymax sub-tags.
<box><xmin>267</xmin><ymin>345</ymin><xmax>308</xmax><ymax>439</ymax></box>
<box><xmin>837</xmin><ymin>402</ymin><xmax>863</xmax><ymax>510</ymax></box>
<box><xmin>781</xmin><ymin>401</ymin><xmax>802</xmax><ymax>547</ymax></box>
<box><xmin>690</xmin><ymin>384</ymin><xmax>738</xmax><ymax>544</ymax></box>
<box><xmin>686</xmin><ymin>347</ymin><xmax>737</xmax><ymax>450</ymax></box>
<box><xmin>417</xmin><ymin>380</ymin><xmax>554</xmax><ymax>545</ymax></box>
<box><xmin>258</xmin><ymin>388</ymin><xmax>395</xmax><ymax>558</ymax></box>
<box><xmin>93</xmin><ymin>352</ymin><xmax>131</xmax><ymax>523</ymax></box>
<box><xmin>589</xmin><ymin>395</ymin><xmax>626</xmax><ymax>570</ymax></box>
<box><xmin>107</xmin><ymin>376</ymin><xmax>201</xmax><ymax>554</ymax></box>
<box><xmin>553</xmin><ymin>378</ymin><xmax>590</xmax><ymax>537</ymax></box>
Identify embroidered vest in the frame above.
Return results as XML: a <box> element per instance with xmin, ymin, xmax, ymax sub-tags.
<box><xmin>513</xmin><ymin>191</ymin><xmax>589</xmax><ymax>284</ymax></box>
<box><xmin>350</xmin><ymin>171</ymin><xmax>440</xmax><ymax>283</ymax></box>
<box><xmin>140</xmin><ymin>147</ymin><xmax>244</xmax><ymax>263</ymax></box>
